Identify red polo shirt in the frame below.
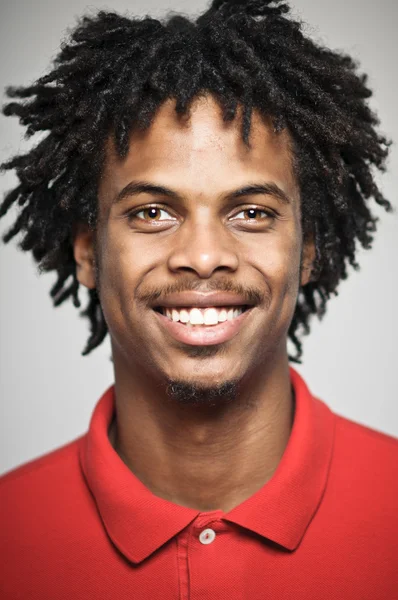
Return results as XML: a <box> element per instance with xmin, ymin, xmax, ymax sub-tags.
<box><xmin>1</xmin><ymin>366</ymin><xmax>397</xmax><ymax>599</ymax></box>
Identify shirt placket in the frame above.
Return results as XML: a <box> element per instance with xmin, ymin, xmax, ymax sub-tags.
<box><xmin>176</xmin><ymin>510</ymin><xmax>225</xmax><ymax>600</ymax></box>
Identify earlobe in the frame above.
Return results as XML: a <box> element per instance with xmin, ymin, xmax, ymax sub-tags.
<box><xmin>73</xmin><ymin>223</ymin><xmax>96</xmax><ymax>289</ymax></box>
<box><xmin>300</xmin><ymin>236</ymin><xmax>316</xmax><ymax>287</ymax></box>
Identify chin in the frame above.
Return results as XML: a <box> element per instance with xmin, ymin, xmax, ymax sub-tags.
<box><xmin>162</xmin><ymin>354</ymin><xmax>242</xmax><ymax>387</ymax></box>
<box><xmin>164</xmin><ymin>374</ymin><xmax>240</xmax><ymax>408</ymax></box>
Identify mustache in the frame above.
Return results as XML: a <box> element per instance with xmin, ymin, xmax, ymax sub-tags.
<box><xmin>138</xmin><ymin>279</ymin><xmax>264</xmax><ymax>307</ymax></box>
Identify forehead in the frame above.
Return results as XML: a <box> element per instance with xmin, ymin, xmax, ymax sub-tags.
<box><xmin>100</xmin><ymin>95</ymin><xmax>298</xmax><ymax>205</ymax></box>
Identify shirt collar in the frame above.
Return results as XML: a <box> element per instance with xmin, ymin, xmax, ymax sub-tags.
<box><xmin>79</xmin><ymin>366</ymin><xmax>335</xmax><ymax>563</ymax></box>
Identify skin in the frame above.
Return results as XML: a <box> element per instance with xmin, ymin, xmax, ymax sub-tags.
<box><xmin>74</xmin><ymin>95</ymin><xmax>315</xmax><ymax>513</ymax></box>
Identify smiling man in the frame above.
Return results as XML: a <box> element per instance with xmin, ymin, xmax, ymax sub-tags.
<box><xmin>0</xmin><ymin>1</ymin><xmax>397</xmax><ymax>599</ymax></box>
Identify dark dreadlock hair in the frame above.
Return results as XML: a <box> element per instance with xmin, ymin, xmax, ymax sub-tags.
<box><xmin>0</xmin><ymin>0</ymin><xmax>393</xmax><ymax>362</ymax></box>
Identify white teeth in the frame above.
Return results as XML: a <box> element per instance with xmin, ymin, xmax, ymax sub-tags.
<box><xmin>163</xmin><ymin>306</ymin><xmax>245</xmax><ymax>325</ymax></box>
<box><xmin>189</xmin><ymin>308</ymin><xmax>204</xmax><ymax>325</ymax></box>
<box><xmin>218</xmin><ymin>309</ymin><xmax>228</xmax><ymax>322</ymax></box>
<box><xmin>179</xmin><ymin>309</ymin><xmax>190</xmax><ymax>323</ymax></box>
<box><xmin>203</xmin><ymin>308</ymin><xmax>219</xmax><ymax>325</ymax></box>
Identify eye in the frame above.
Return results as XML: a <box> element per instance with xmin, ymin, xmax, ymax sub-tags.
<box><xmin>128</xmin><ymin>206</ymin><xmax>175</xmax><ymax>222</ymax></box>
<box><xmin>230</xmin><ymin>208</ymin><xmax>276</xmax><ymax>222</ymax></box>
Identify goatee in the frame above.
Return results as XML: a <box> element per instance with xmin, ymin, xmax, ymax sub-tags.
<box><xmin>165</xmin><ymin>378</ymin><xmax>239</xmax><ymax>409</ymax></box>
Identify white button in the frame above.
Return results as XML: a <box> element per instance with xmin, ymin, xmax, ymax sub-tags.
<box><xmin>199</xmin><ymin>528</ymin><xmax>216</xmax><ymax>545</ymax></box>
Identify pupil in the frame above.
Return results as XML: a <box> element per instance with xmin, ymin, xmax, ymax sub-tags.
<box><xmin>248</xmin><ymin>209</ymin><xmax>257</xmax><ymax>219</ymax></box>
<box><xmin>148</xmin><ymin>208</ymin><xmax>158</xmax><ymax>219</ymax></box>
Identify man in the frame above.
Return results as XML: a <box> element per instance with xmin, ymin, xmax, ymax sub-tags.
<box><xmin>0</xmin><ymin>0</ymin><xmax>397</xmax><ymax>598</ymax></box>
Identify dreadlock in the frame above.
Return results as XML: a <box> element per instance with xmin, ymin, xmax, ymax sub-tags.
<box><xmin>0</xmin><ymin>0</ymin><xmax>393</xmax><ymax>362</ymax></box>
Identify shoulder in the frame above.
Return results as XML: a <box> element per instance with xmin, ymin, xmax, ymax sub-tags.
<box><xmin>1</xmin><ymin>436</ymin><xmax>82</xmax><ymax>482</ymax></box>
<box><xmin>0</xmin><ymin>435</ymin><xmax>97</xmax><ymax>561</ymax></box>
<box><xmin>0</xmin><ymin>435</ymin><xmax>105</xmax><ymax>593</ymax></box>
<box><xmin>325</xmin><ymin>409</ymin><xmax>398</xmax><ymax>522</ymax></box>
<box><xmin>0</xmin><ymin>436</ymin><xmax>87</xmax><ymax>517</ymax></box>
<box><xmin>333</xmin><ymin>411</ymin><xmax>398</xmax><ymax>464</ymax></box>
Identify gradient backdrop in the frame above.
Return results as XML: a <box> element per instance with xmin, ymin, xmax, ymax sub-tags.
<box><xmin>0</xmin><ymin>0</ymin><xmax>397</xmax><ymax>475</ymax></box>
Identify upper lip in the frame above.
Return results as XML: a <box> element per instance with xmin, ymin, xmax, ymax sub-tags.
<box><xmin>152</xmin><ymin>292</ymin><xmax>255</xmax><ymax>309</ymax></box>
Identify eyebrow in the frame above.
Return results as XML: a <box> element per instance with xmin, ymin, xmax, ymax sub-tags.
<box><xmin>113</xmin><ymin>180</ymin><xmax>292</xmax><ymax>207</ymax></box>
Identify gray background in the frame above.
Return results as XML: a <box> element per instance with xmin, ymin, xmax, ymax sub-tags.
<box><xmin>0</xmin><ymin>0</ymin><xmax>397</xmax><ymax>476</ymax></box>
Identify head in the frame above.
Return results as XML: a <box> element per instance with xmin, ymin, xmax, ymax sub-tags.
<box><xmin>0</xmin><ymin>0</ymin><xmax>393</xmax><ymax>399</ymax></box>
<box><xmin>74</xmin><ymin>96</ymin><xmax>311</xmax><ymax>405</ymax></box>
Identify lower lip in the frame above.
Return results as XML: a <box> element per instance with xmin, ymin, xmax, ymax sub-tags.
<box><xmin>153</xmin><ymin>308</ymin><xmax>253</xmax><ymax>346</ymax></box>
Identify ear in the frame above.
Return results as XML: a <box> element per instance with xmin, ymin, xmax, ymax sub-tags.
<box><xmin>73</xmin><ymin>223</ymin><xmax>96</xmax><ymax>289</ymax></box>
<box><xmin>300</xmin><ymin>235</ymin><xmax>316</xmax><ymax>287</ymax></box>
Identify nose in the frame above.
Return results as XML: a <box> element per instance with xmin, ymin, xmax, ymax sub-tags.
<box><xmin>166</xmin><ymin>215</ymin><xmax>239</xmax><ymax>278</ymax></box>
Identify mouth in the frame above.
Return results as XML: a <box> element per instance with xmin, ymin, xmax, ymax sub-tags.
<box><xmin>153</xmin><ymin>305</ymin><xmax>251</xmax><ymax>325</ymax></box>
<box><xmin>152</xmin><ymin>305</ymin><xmax>254</xmax><ymax>346</ymax></box>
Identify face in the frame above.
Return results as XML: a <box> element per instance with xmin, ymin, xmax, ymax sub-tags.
<box><xmin>74</xmin><ymin>95</ymin><xmax>314</xmax><ymax>396</ymax></box>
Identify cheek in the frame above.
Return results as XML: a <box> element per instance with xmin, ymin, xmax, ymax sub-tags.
<box><xmin>272</xmin><ymin>237</ymin><xmax>302</xmax><ymax>328</ymax></box>
<box><xmin>245</xmin><ymin>231</ymin><xmax>302</xmax><ymax>345</ymax></box>
<box><xmin>246</xmin><ymin>230</ymin><xmax>301</xmax><ymax>290</ymax></box>
<box><xmin>97</xmin><ymin>225</ymin><xmax>167</xmax><ymax>327</ymax></box>
<box><xmin>95</xmin><ymin>229</ymin><xmax>140</xmax><ymax>327</ymax></box>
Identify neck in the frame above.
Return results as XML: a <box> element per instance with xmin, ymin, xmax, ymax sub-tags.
<box><xmin>108</xmin><ymin>353</ymin><xmax>295</xmax><ymax>514</ymax></box>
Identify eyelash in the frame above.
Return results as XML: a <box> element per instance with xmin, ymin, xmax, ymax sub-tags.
<box><xmin>126</xmin><ymin>204</ymin><xmax>278</xmax><ymax>225</ymax></box>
